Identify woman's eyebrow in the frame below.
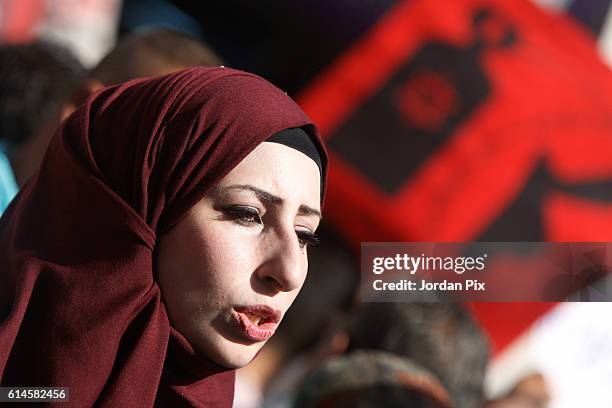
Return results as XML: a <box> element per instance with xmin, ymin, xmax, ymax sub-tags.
<box><xmin>297</xmin><ymin>204</ymin><xmax>322</xmax><ymax>219</ymax></box>
<box><xmin>219</xmin><ymin>184</ymin><xmax>321</xmax><ymax>219</ymax></box>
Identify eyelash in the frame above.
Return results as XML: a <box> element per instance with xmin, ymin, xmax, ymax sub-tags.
<box><xmin>222</xmin><ymin>206</ymin><xmax>263</xmax><ymax>226</ymax></box>
<box><xmin>296</xmin><ymin>230</ymin><xmax>321</xmax><ymax>249</ymax></box>
<box><xmin>221</xmin><ymin>206</ymin><xmax>320</xmax><ymax>248</ymax></box>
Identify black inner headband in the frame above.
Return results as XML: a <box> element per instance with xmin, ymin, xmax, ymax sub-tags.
<box><xmin>266</xmin><ymin>127</ymin><xmax>323</xmax><ymax>182</ymax></box>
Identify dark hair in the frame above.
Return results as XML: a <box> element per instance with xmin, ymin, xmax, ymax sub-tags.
<box><xmin>347</xmin><ymin>302</ymin><xmax>489</xmax><ymax>408</ymax></box>
<box><xmin>0</xmin><ymin>41</ymin><xmax>85</xmax><ymax>146</ymax></box>
<box><xmin>293</xmin><ymin>351</ymin><xmax>453</xmax><ymax>408</ymax></box>
<box><xmin>90</xmin><ymin>29</ymin><xmax>223</xmax><ymax>85</ymax></box>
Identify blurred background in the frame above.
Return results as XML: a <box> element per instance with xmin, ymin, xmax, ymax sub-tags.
<box><xmin>2</xmin><ymin>0</ymin><xmax>612</xmax><ymax>407</ymax></box>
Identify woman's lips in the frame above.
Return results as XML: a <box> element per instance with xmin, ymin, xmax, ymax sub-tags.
<box><xmin>234</xmin><ymin>305</ymin><xmax>282</xmax><ymax>342</ymax></box>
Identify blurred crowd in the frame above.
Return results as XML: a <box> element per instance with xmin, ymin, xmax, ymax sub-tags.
<box><xmin>3</xmin><ymin>0</ymin><xmax>612</xmax><ymax>406</ymax></box>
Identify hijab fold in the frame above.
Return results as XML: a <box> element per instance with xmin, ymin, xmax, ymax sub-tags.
<box><xmin>0</xmin><ymin>67</ymin><xmax>326</xmax><ymax>407</ymax></box>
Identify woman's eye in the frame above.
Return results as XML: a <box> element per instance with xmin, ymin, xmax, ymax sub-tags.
<box><xmin>221</xmin><ymin>206</ymin><xmax>263</xmax><ymax>226</ymax></box>
<box><xmin>296</xmin><ymin>230</ymin><xmax>320</xmax><ymax>249</ymax></box>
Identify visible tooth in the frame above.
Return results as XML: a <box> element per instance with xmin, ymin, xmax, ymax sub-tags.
<box><xmin>245</xmin><ymin>312</ymin><xmax>261</xmax><ymax>325</ymax></box>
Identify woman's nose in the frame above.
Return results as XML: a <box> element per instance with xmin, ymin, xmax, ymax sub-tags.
<box><xmin>256</xmin><ymin>231</ymin><xmax>305</xmax><ymax>293</ymax></box>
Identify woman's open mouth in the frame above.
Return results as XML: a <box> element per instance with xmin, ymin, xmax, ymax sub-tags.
<box><xmin>233</xmin><ymin>305</ymin><xmax>282</xmax><ymax>342</ymax></box>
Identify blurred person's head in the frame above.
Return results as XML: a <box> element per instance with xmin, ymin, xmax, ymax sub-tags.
<box><xmin>293</xmin><ymin>350</ymin><xmax>453</xmax><ymax>408</ymax></box>
<box><xmin>0</xmin><ymin>40</ymin><xmax>85</xmax><ymax>186</ymax></box>
<box><xmin>88</xmin><ymin>29</ymin><xmax>222</xmax><ymax>87</ymax></box>
<box><xmin>347</xmin><ymin>302</ymin><xmax>489</xmax><ymax>408</ymax></box>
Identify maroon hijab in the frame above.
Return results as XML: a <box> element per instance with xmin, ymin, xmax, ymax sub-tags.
<box><xmin>0</xmin><ymin>67</ymin><xmax>326</xmax><ymax>407</ymax></box>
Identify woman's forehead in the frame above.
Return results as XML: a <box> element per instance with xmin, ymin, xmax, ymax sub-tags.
<box><xmin>216</xmin><ymin>143</ymin><xmax>321</xmax><ymax>209</ymax></box>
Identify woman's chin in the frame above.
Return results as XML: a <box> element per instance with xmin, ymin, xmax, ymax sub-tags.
<box><xmin>196</xmin><ymin>339</ymin><xmax>264</xmax><ymax>369</ymax></box>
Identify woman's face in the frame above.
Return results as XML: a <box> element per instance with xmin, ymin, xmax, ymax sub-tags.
<box><xmin>156</xmin><ymin>141</ymin><xmax>321</xmax><ymax>368</ymax></box>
